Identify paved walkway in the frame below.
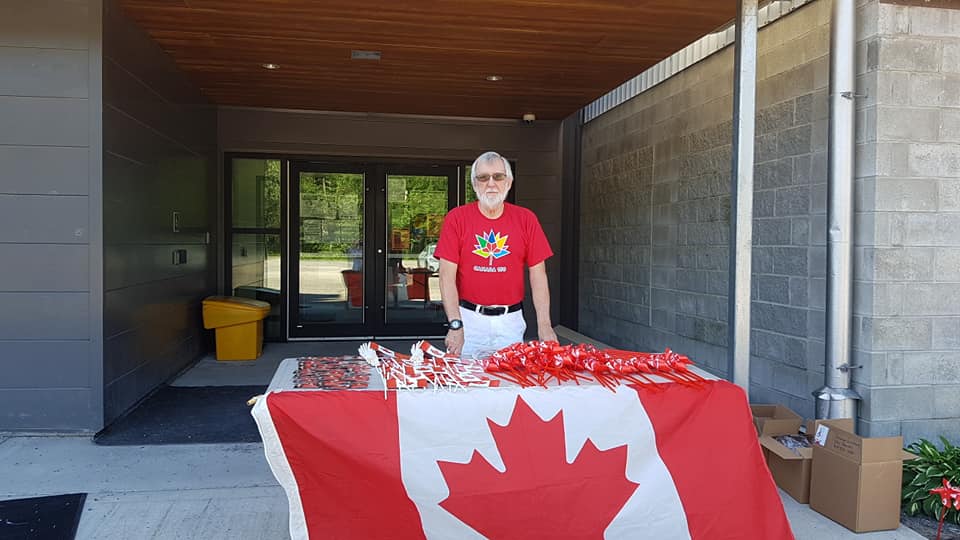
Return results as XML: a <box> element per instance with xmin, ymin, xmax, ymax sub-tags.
<box><xmin>0</xmin><ymin>341</ymin><xmax>925</xmax><ymax>539</ymax></box>
<box><xmin>0</xmin><ymin>435</ymin><xmax>925</xmax><ymax>540</ymax></box>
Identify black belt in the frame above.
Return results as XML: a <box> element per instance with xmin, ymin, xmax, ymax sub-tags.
<box><xmin>460</xmin><ymin>300</ymin><xmax>523</xmax><ymax>316</ymax></box>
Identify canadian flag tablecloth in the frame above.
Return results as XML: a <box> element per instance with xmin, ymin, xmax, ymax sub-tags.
<box><xmin>252</xmin><ymin>380</ymin><xmax>793</xmax><ymax>540</ymax></box>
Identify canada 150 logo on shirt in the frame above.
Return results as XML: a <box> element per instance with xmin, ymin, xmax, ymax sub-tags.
<box><xmin>472</xmin><ymin>230</ymin><xmax>509</xmax><ymax>272</ymax></box>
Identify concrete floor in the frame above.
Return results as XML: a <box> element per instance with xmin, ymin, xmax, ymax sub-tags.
<box><xmin>0</xmin><ymin>341</ymin><xmax>925</xmax><ymax>539</ymax></box>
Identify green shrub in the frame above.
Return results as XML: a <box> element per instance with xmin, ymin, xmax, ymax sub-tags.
<box><xmin>903</xmin><ymin>437</ymin><xmax>960</xmax><ymax>525</ymax></box>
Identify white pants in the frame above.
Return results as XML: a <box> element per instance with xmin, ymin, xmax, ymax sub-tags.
<box><xmin>460</xmin><ymin>308</ymin><xmax>526</xmax><ymax>360</ymax></box>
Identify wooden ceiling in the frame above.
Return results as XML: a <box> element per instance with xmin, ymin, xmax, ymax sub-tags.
<box><xmin>118</xmin><ymin>0</ymin><xmax>737</xmax><ymax>120</ymax></box>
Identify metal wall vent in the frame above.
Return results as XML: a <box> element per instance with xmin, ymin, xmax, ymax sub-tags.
<box><xmin>351</xmin><ymin>50</ymin><xmax>382</xmax><ymax>60</ymax></box>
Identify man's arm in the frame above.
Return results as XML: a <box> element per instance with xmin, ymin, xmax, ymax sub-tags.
<box><xmin>528</xmin><ymin>261</ymin><xmax>557</xmax><ymax>343</ymax></box>
<box><xmin>438</xmin><ymin>259</ymin><xmax>464</xmax><ymax>355</ymax></box>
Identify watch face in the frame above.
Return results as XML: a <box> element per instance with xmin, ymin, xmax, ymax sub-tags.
<box><xmin>449</xmin><ymin>319</ymin><xmax>463</xmax><ymax>330</ymax></box>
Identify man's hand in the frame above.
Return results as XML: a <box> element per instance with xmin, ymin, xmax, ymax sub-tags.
<box><xmin>445</xmin><ymin>329</ymin><xmax>464</xmax><ymax>356</ymax></box>
<box><xmin>538</xmin><ymin>324</ymin><xmax>557</xmax><ymax>344</ymax></box>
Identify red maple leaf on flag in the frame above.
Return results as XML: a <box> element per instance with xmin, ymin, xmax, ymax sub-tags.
<box><xmin>437</xmin><ymin>396</ymin><xmax>639</xmax><ymax>539</ymax></box>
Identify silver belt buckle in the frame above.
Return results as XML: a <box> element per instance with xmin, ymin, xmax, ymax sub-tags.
<box><xmin>490</xmin><ymin>304</ymin><xmax>508</xmax><ymax>315</ymax></box>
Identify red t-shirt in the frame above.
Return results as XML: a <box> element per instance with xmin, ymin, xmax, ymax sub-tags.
<box><xmin>435</xmin><ymin>202</ymin><xmax>553</xmax><ymax>306</ymax></box>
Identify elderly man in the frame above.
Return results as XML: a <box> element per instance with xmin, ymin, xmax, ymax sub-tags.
<box><xmin>435</xmin><ymin>151</ymin><xmax>557</xmax><ymax>358</ymax></box>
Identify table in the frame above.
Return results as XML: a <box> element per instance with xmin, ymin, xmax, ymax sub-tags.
<box><xmin>252</xmin><ymin>358</ymin><xmax>794</xmax><ymax>540</ymax></box>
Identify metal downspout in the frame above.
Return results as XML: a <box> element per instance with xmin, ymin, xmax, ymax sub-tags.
<box><xmin>728</xmin><ymin>0</ymin><xmax>758</xmax><ymax>394</ymax></box>
<box><xmin>815</xmin><ymin>0</ymin><xmax>861</xmax><ymax>419</ymax></box>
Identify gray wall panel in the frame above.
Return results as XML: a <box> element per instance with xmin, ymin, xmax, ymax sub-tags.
<box><xmin>0</xmin><ymin>1</ymin><xmax>90</xmax><ymax>49</ymax></box>
<box><xmin>101</xmin><ymin>0</ymin><xmax>216</xmax><ymax>424</ymax></box>
<box><xmin>513</xmin><ymin>174</ymin><xmax>561</xmax><ymax>200</ymax></box>
<box><xmin>523</xmin><ymin>199</ymin><xmax>563</xmax><ymax>226</ymax></box>
<box><xmin>0</xmin><ymin>97</ymin><xmax>89</xmax><ymax>147</ymax></box>
<box><xmin>0</xmin><ymin>388</ymin><xmax>97</xmax><ymax>431</ymax></box>
<box><xmin>0</xmin><ymin>292</ymin><xmax>89</xmax><ymax>340</ymax></box>
<box><xmin>103</xmin><ymin>2</ymin><xmax>206</xmax><ymax>106</ymax></box>
<box><xmin>0</xmin><ymin>146</ymin><xmax>89</xmax><ymax>195</ymax></box>
<box><xmin>0</xmin><ymin>244</ymin><xmax>89</xmax><ymax>291</ymax></box>
<box><xmin>0</xmin><ymin>341</ymin><xmax>91</xmax><ymax>388</ymax></box>
<box><xmin>104</xmin><ymin>244</ymin><xmax>208</xmax><ymax>291</ymax></box>
<box><xmin>103</xmin><ymin>335</ymin><xmax>199</xmax><ymax>421</ymax></box>
<box><xmin>0</xmin><ymin>194</ymin><xmax>89</xmax><ymax>243</ymax></box>
<box><xmin>104</xmin><ymin>329</ymin><xmax>197</xmax><ymax>387</ymax></box>
<box><xmin>103</xmin><ymin>59</ymin><xmax>212</xmax><ymax>152</ymax></box>
<box><xmin>103</xmin><ymin>273</ymin><xmax>207</xmax><ymax>340</ymax></box>
<box><xmin>103</xmin><ymin>152</ymin><xmax>209</xmax><ymax>245</ymax></box>
<box><xmin>220</xmin><ymin>110</ymin><xmax>559</xmax><ymax>153</ymax></box>
<box><xmin>0</xmin><ymin>47</ymin><xmax>88</xmax><ymax>98</ymax></box>
<box><xmin>0</xmin><ymin>0</ymin><xmax>101</xmax><ymax>433</ymax></box>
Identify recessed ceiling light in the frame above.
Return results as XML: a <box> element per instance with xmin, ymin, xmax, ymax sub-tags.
<box><xmin>261</xmin><ymin>63</ymin><xmax>279</xmax><ymax>70</ymax></box>
<box><xmin>486</xmin><ymin>75</ymin><xmax>502</xmax><ymax>81</ymax></box>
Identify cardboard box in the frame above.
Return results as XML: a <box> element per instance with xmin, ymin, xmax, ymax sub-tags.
<box><xmin>809</xmin><ymin>419</ymin><xmax>915</xmax><ymax>533</ymax></box>
<box><xmin>760</xmin><ymin>434</ymin><xmax>813</xmax><ymax>503</ymax></box>
<box><xmin>751</xmin><ymin>404</ymin><xmax>803</xmax><ymax>435</ymax></box>
<box><xmin>759</xmin><ymin>418</ymin><xmax>854</xmax><ymax>503</ymax></box>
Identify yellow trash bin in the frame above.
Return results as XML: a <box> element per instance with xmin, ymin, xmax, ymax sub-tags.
<box><xmin>202</xmin><ymin>296</ymin><xmax>271</xmax><ymax>361</ymax></box>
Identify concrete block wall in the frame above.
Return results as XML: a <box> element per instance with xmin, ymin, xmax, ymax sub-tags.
<box><xmin>852</xmin><ymin>2</ymin><xmax>960</xmax><ymax>441</ymax></box>
<box><xmin>581</xmin><ymin>0</ymin><xmax>838</xmax><ymax>419</ymax></box>
<box><xmin>581</xmin><ymin>0</ymin><xmax>960</xmax><ymax>442</ymax></box>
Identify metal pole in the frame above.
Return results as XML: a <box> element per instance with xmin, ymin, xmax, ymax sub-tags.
<box><xmin>816</xmin><ymin>0</ymin><xmax>861</xmax><ymax>419</ymax></box>
<box><xmin>727</xmin><ymin>0</ymin><xmax>758</xmax><ymax>395</ymax></box>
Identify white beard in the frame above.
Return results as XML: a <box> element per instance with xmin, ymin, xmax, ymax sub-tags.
<box><xmin>476</xmin><ymin>190</ymin><xmax>506</xmax><ymax>211</ymax></box>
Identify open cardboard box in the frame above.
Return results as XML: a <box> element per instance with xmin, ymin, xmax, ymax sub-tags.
<box><xmin>751</xmin><ymin>404</ymin><xmax>802</xmax><ymax>436</ymax></box>
<box><xmin>758</xmin><ymin>417</ymin><xmax>855</xmax><ymax>503</ymax></box>
<box><xmin>809</xmin><ymin>419</ymin><xmax>916</xmax><ymax>533</ymax></box>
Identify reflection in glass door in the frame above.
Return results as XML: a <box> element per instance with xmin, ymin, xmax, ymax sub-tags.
<box><xmin>385</xmin><ymin>172</ymin><xmax>450</xmax><ymax>325</ymax></box>
<box><xmin>289</xmin><ymin>165</ymin><xmax>369</xmax><ymax>338</ymax></box>
<box><xmin>228</xmin><ymin>158</ymin><xmax>282</xmax><ymax>340</ymax></box>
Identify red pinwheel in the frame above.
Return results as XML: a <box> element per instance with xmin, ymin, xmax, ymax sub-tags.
<box><xmin>929</xmin><ymin>478</ymin><xmax>960</xmax><ymax>540</ymax></box>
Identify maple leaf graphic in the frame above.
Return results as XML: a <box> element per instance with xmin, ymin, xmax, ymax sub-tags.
<box><xmin>437</xmin><ymin>396</ymin><xmax>638</xmax><ymax>539</ymax></box>
<box><xmin>473</xmin><ymin>230</ymin><xmax>510</xmax><ymax>264</ymax></box>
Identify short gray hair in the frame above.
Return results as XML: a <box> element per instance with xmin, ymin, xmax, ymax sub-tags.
<box><xmin>470</xmin><ymin>151</ymin><xmax>514</xmax><ymax>182</ymax></box>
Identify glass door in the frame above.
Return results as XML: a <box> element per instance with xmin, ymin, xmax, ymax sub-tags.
<box><xmin>382</xmin><ymin>166</ymin><xmax>458</xmax><ymax>335</ymax></box>
<box><xmin>289</xmin><ymin>163</ymin><xmax>371</xmax><ymax>338</ymax></box>
<box><xmin>288</xmin><ymin>161</ymin><xmax>457</xmax><ymax>338</ymax></box>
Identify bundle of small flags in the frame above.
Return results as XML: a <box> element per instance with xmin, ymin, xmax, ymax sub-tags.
<box><xmin>358</xmin><ymin>341</ymin><xmax>501</xmax><ymax>394</ymax></box>
<box><xmin>357</xmin><ymin>340</ymin><xmax>706</xmax><ymax>393</ymax></box>
<box><xmin>479</xmin><ymin>341</ymin><xmax>707</xmax><ymax>391</ymax></box>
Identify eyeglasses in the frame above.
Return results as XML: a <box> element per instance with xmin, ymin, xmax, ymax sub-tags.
<box><xmin>475</xmin><ymin>172</ymin><xmax>508</xmax><ymax>183</ymax></box>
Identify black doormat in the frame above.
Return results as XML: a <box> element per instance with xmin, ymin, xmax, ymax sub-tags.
<box><xmin>0</xmin><ymin>493</ymin><xmax>85</xmax><ymax>540</ymax></box>
<box><xmin>94</xmin><ymin>385</ymin><xmax>266</xmax><ymax>445</ymax></box>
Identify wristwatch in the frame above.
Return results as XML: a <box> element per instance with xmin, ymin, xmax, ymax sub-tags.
<box><xmin>448</xmin><ymin>319</ymin><xmax>463</xmax><ymax>331</ymax></box>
